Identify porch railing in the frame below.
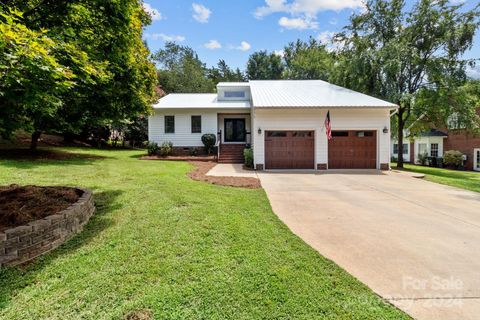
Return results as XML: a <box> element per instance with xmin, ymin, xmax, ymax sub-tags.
<box><xmin>216</xmin><ymin>130</ymin><xmax>222</xmax><ymax>161</ymax></box>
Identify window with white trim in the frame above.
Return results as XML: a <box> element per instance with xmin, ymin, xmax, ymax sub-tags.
<box><xmin>224</xmin><ymin>91</ymin><xmax>245</xmax><ymax>98</ymax></box>
<box><xmin>164</xmin><ymin>116</ymin><xmax>175</xmax><ymax>133</ymax></box>
<box><xmin>191</xmin><ymin>115</ymin><xmax>201</xmax><ymax>133</ymax></box>
<box><xmin>393</xmin><ymin>143</ymin><xmax>408</xmax><ymax>154</ymax></box>
<box><xmin>418</xmin><ymin>143</ymin><xmax>428</xmax><ymax>156</ymax></box>
<box><xmin>430</xmin><ymin>143</ymin><xmax>439</xmax><ymax>157</ymax></box>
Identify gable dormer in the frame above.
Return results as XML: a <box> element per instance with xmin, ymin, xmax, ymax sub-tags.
<box><xmin>217</xmin><ymin>82</ymin><xmax>251</xmax><ymax>101</ymax></box>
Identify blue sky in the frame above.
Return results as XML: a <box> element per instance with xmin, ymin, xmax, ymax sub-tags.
<box><xmin>143</xmin><ymin>0</ymin><xmax>480</xmax><ymax>77</ymax></box>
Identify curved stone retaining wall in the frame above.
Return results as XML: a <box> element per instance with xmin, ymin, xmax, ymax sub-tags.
<box><xmin>0</xmin><ymin>188</ymin><xmax>95</xmax><ymax>267</ymax></box>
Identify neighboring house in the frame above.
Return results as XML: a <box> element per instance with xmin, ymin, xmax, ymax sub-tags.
<box><xmin>391</xmin><ymin>124</ymin><xmax>480</xmax><ymax>172</ymax></box>
<box><xmin>149</xmin><ymin>80</ymin><xmax>397</xmax><ymax>170</ymax></box>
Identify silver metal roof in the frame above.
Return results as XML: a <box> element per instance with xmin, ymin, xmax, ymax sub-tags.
<box><xmin>249</xmin><ymin>80</ymin><xmax>397</xmax><ymax>108</ymax></box>
<box><xmin>153</xmin><ymin>94</ymin><xmax>251</xmax><ymax>109</ymax></box>
<box><xmin>217</xmin><ymin>82</ymin><xmax>250</xmax><ymax>87</ymax></box>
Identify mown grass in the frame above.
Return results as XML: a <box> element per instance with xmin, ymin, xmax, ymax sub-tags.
<box><xmin>0</xmin><ymin>148</ymin><xmax>409</xmax><ymax>319</ymax></box>
<box><xmin>393</xmin><ymin>163</ymin><xmax>480</xmax><ymax>193</ymax></box>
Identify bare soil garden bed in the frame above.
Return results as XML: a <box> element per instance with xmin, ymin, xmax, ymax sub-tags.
<box><xmin>0</xmin><ymin>185</ymin><xmax>95</xmax><ymax>267</ymax></box>
<box><xmin>140</xmin><ymin>155</ymin><xmax>216</xmax><ymax>162</ymax></box>
<box><xmin>187</xmin><ymin>161</ymin><xmax>261</xmax><ymax>189</ymax></box>
<box><xmin>0</xmin><ymin>185</ymin><xmax>81</xmax><ymax>232</ymax></box>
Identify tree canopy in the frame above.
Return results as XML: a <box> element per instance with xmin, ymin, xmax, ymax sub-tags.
<box><xmin>153</xmin><ymin>42</ymin><xmax>215</xmax><ymax>93</ymax></box>
<box><xmin>0</xmin><ymin>0</ymin><xmax>157</xmax><ymax>148</ymax></box>
<box><xmin>332</xmin><ymin>0</ymin><xmax>480</xmax><ymax>166</ymax></box>
<box><xmin>283</xmin><ymin>38</ymin><xmax>333</xmax><ymax>80</ymax></box>
<box><xmin>246</xmin><ymin>51</ymin><xmax>284</xmax><ymax>80</ymax></box>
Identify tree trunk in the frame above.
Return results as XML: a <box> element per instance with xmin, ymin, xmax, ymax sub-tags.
<box><xmin>30</xmin><ymin>130</ymin><xmax>42</xmax><ymax>151</ymax></box>
<box><xmin>396</xmin><ymin>110</ymin><xmax>405</xmax><ymax>168</ymax></box>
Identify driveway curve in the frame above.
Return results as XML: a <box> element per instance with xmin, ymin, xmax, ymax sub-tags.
<box><xmin>258</xmin><ymin>170</ymin><xmax>480</xmax><ymax>320</ymax></box>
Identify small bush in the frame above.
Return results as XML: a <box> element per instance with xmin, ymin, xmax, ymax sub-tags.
<box><xmin>189</xmin><ymin>147</ymin><xmax>199</xmax><ymax>156</ymax></box>
<box><xmin>418</xmin><ymin>152</ymin><xmax>428</xmax><ymax>166</ymax></box>
<box><xmin>159</xmin><ymin>141</ymin><xmax>173</xmax><ymax>156</ymax></box>
<box><xmin>244</xmin><ymin>148</ymin><xmax>253</xmax><ymax>168</ymax></box>
<box><xmin>391</xmin><ymin>156</ymin><xmax>397</xmax><ymax>163</ymax></box>
<box><xmin>147</xmin><ymin>141</ymin><xmax>159</xmax><ymax>156</ymax></box>
<box><xmin>443</xmin><ymin>150</ymin><xmax>463</xmax><ymax>168</ymax></box>
<box><xmin>201</xmin><ymin>134</ymin><xmax>216</xmax><ymax>154</ymax></box>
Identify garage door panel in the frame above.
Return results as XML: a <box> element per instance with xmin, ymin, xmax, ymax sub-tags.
<box><xmin>265</xmin><ymin>131</ymin><xmax>314</xmax><ymax>169</ymax></box>
<box><xmin>328</xmin><ymin>130</ymin><xmax>376</xmax><ymax>169</ymax></box>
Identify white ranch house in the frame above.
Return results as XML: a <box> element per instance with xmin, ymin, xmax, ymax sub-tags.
<box><xmin>149</xmin><ymin>80</ymin><xmax>398</xmax><ymax>170</ymax></box>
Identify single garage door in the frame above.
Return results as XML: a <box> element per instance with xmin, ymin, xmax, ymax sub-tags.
<box><xmin>265</xmin><ymin>131</ymin><xmax>315</xmax><ymax>169</ymax></box>
<box><xmin>328</xmin><ymin>130</ymin><xmax>377</xmax><ymax>169</ymax></box>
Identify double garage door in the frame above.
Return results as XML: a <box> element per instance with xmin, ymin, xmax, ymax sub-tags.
<box><xmin>264</xmin><ymin>130</ymin><xmax>376</xmax><ymax>169</ymax></box>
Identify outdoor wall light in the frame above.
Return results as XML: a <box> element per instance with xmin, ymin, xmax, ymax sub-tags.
<box><xmin>258</xmin><ymin>127</ymin><xmax>262</xmax><ymax>134</ymax></box>
<box><xmin>383</xmin><ymin>126</ymin><xmax>389</xmax><ymax>133</ymax></box>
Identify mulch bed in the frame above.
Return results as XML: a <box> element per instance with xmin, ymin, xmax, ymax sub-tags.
<box><xmin>187</xmin><ymin>161</ymin><xmax>261</xmax><ymax>189</ymax></box>
<box><xmin>140</xmin><ymin>155</ymin><xmax>216</xmax><ymax>162</ymax></box>
<box><xmin>0</xmin><ymin>185</ymin><xmax>81</xmax><ymax>232</ymax></box>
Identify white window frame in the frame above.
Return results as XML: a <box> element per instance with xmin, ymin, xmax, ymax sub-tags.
<box><xmin>430</xmin><ymin>143</ymin><xmax>439</xmax><ymax>157</ymax></box>
<box><xmin>224</xmin><ymin>91</ymin><xmax>245</xmax><ymax>98</ymax></box>
<box><xmin>474</xmin><ymin>148</ymin><xmax>480</xmax><ymax>172</ymax></box>
<box><xmin>418</xmin><ymin>143</ymin><xmax>428</xmax><ymax>157</ymax></box>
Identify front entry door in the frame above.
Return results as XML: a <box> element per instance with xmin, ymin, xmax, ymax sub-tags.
<box><xmin>475</xmin><ymin>148</ymin><xmax>480</xmax><ymax>172</ymax></box>
<box><xmin>224</xmin><ymin>119</ymin><xmax>246</xmax><ymax>142</ymax></box>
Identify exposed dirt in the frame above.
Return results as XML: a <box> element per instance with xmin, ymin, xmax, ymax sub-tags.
<box><xmin>140</xmin><ymin>155</ymin><xmax>216</xmax><ymax>162</ymax></box>
<box><xmin>124</xmin><ymin>310</ymin><xmax>153</xmax><ymax>320</ymax></box>
<box><xmin>0</xmin><ymin>148</ymin><xmax>106</xmax><ymax>161</ymax></box>
<box><xmin>187</xmin><ymin>161</ymin><xmax>261</xmax><ymax>189</ymax></box>
<box><xmin>0</xmin><ymin>185</ymin><xmax>82</xmax><ymax>232</ymax></box>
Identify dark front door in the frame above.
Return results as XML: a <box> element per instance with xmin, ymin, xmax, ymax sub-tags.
<box><xmin>224</xmin><ymin>119</ymin><xmax>246</xmax><ymax>142</ymax></box>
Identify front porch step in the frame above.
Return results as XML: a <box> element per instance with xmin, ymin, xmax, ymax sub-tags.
<box><xmin>218</xmin><ymin>159</ymin><xmax>244</xmax><ymax>163</ymax></box>
<box><xmin>218</xmin><ymin>144</ymin><xmax>246</xmax><ymax>163</ymax></box>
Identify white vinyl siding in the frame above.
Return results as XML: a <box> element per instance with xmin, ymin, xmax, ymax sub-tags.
<box><xmin>148</xmin><ymin>108</ymin><xmax>251</xmax><ymax>147</ymax></box>
<box><xmin>414</xmin><ymin>137</ymin><xmax>445</xmax><ymax>163</ymax></box>
<box><xmin>253</xmin><ymin>108</ymin><xmax>391</xmax><ymax>169</ymax></box>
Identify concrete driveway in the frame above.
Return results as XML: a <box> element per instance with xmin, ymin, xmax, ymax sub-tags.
<box><xmin>257</xmin><ymin>170</ymin><xmax>480</xmax><ymax>320</ymax></box>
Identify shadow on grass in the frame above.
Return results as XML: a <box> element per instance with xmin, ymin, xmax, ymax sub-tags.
<box><xmin>0</xmin><ymin>189</ymin><xmax>123</xmax><ymax>309</ymax></box>
<box><xmin>0</xmin><ymin>148</ymin><xmax>111</xmax><ymax>169</ymax></box>
<box><xmin>397</xmin><ymin>165</ymin><xmax>479</xmax><ymax>180</ymax></box>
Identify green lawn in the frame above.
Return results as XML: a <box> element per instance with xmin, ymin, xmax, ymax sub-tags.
<box><xmin>0</xmin><ymin>148</ymin><xmax>408</xmax><ymax>319</ymax></box>
<box><xmin>393</xmin><ymin>163</ymin><xmax>480</xmax><ymax>193</ymax></box>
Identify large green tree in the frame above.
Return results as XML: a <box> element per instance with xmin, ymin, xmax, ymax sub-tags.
<box><xmin>246</xmin><ymin>51</ymin><xmax>284</xmax><ymax>80</ymax></box>
<box><xmin>333</xmin><ymin>0</ymin><xmax>480</xmax><ymax>167</ymax></box>
<box><xmin>0</xmin><ymin>9</ymin><xmax>75</xmax><ymax>147</ymax></box>
<box><xmin>283</xmin><ymin>38</ymin><xmax>333</xmax><ymax>80</ymax></box>
<box><xmin>208</xmin><ymin>59</ymin><xmax>245</xmax><ymax>83</ymax></box>
<box><xmin>153</xmin><ymin>42</ymin><xmax>215</xmax><ymax>93</ymax></box>
<box><xmin>1</xmin><ymin>0</ymin><xmax>157</xmax><ymax>149</ymax></box>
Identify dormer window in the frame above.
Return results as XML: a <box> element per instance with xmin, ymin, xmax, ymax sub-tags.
<box><xmin>224</xmin><ymin>91</ymin><xmax>245</xmax><ymax>98</ymax></box>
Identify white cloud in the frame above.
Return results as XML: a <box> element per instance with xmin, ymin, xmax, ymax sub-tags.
<box><xmin>254</xmin><ymin>0</ymin><xmax>364</xmax><ymax>18</ymax></box>
<box><xmin>232</xmin><ymin>41</ymin><xmax>251</xmax><ymax>51</ymax></box>
<box><xmin>192</xmin><ymin>3</ymin><xmax>211</xmax><ymax>23</ymax></box>
<box><xmin>450</xmin><ymin>0</ymin><xmax>466</xmax><ymax>4</ymax></box>
<box><xmin>274</xmin><ymin>50</ymin><xmax>285</xmax><ymax>57</ymax></box>
<box><xmin>204</xmin><ymin>40</ymin><xmax>222</xmax><ymax>49</ymax></box>
<box><xmin>329</xmin><ymin>18</ymin><xmax>337</xmax><ymax>25</ymax></box>
<box><xmin>143</xmin><ymin>2</ymin><xmax>162</xmax><ymax>21</ymax></box>
<box><xmin>278</xmin><ymin>16</ymin><xmax>318</xmax><ymax>30</ymax></box>
<box><xmin>317</xmin><ymin>30</ymin><xmax>335</xmax><ymax>44</ymax></box>
<box><xmin>145</xmin><ymin>33</ymin><xmax>186</xmax><ymax>42</ymax></box>
<box><xmin>466</xmin><ymin>66</ymin><xmax>480</xmax><ymax>79</ymax></box>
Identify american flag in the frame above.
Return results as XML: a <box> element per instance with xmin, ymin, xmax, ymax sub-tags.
<box><xmin>325</xmin><ymin>111</ymin><xmax>332</xmax><ymax>140</ymax></box>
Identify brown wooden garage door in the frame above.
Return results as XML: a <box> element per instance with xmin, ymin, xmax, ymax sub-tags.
<box><xmin>328</xmin><ymin>130</ymin><xmax>377</xmax><ymax>169</ymax></box>
<box><xmin>265</xmin><ymin>131</ymin><xmax>315</xmax><ymax>169</ymax></box>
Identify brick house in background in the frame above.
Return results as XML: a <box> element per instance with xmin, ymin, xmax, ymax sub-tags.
<box><xmin>392</xmin><ymin>109</ymin><xmax>480</xmax><ymax>171</ymax></box>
